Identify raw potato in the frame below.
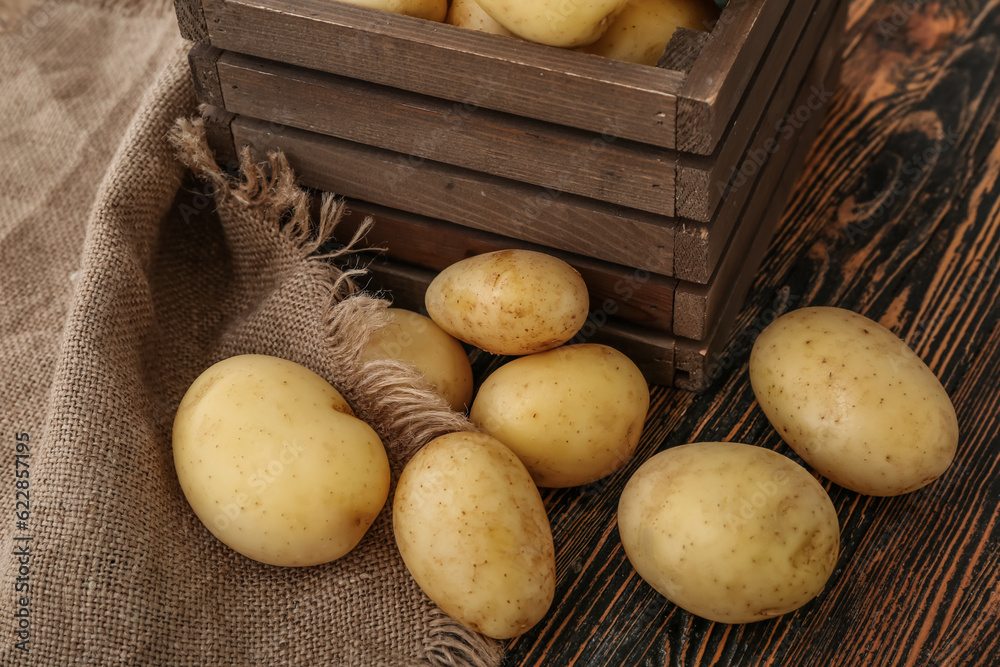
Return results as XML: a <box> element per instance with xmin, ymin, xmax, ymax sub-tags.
<box><xmin>335</xmin><ymin>0</ymin><xmax>447</xmax><ymax>22</ymax></box>
<box><xmin>474</xmin><ymin>0</ymin><xmax>630</xmax><ymax>47</ymax></box>
<box><xmin>446</xmin><ymin>0</ymin><xmax>517</xmax><ymax>37</ymax></box>
<box><xmin>172</xmin><ymin>354</ymin><xmax>390</xmax><ymax>566</ymax></box>
<box><xmin>393</xmin><ymin>431</ymin><xmax>556</xmax><ymax>638</ymax></box>
<box><xmin>749</xmin><ymin>307</ymin><xmax>959</xmax><ymax>496</ymax></box>
<box><xmin>618</xmin><ymin>442</ymin><xmax>840</xmax><ymax>624</ymax></box>
<box><xmin>425</xmin><ymin>249</ymin><xmax>589</xmax><ymax>356</ymax></box>
<box><xmin>577</xmin><ymin>0</ymin><xmax>719</xmax><ymax>66</ymax></box>
<box><xmin>359</xmin><ymin>307</ymin><xmax>474</xmax><ymax>413</ymax></box>
<box><xmin>470</xmin><ymin>344</ymin><xmax>649</xmax><ymax>487</ymax></box>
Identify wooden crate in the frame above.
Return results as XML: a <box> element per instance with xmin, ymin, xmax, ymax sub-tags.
<box><xmin>174</xmin><ymin>0</ymin><xmax>846</xmax><ymax>389</ymax></box>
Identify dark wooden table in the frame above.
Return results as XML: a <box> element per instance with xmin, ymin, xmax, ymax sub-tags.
<box><xmin>495</xmin><ymin>1</ymin><xmax>1000</xmax><ymax>665</ymax></box>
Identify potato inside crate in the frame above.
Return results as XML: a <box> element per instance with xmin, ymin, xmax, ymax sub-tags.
<box><xmin>178</xmin><ymin>0</ymin><xmax>788</xmax><ymax>154</ymax></box>
<box><xmin>177</xmin><ymin>0</ymin><xmax>846</xmax><ymax>388</ymax></box>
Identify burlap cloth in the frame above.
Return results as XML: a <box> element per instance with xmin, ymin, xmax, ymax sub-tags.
<box><xmin>0</xmin><ymin>1</ymin><xmax>503</xmax><ymax>664</ymax></box>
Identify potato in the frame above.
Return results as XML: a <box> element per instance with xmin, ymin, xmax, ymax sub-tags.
<box><xmin>749</xmin><ymin>307</ymin><xmax>959</xmax><ymax>496</ymax></box>
<box><xmin>393</xmin><ymin>431</ymin><xmax>555</xmax><ymax>638</ymax></box>
<box><xmin>359</xmin><ymin>307</ymin><xmax>474</xmax><ymax>413</ymax></box>
<box><xmin>425</xmin><ymin>249</ymin><xmax>589</xmax><ymax>356</ymax></box>
<box><xmin>474</xmin><ymin>0</ymin><xmax>630</xmax><ymax>47</ymax></box>
<box><xmin>618</xmin><ymin>442</ymin><xmax>840</xmax><ymax>624</ymax></box>
<box><xmin>172</xmin><ymin>354</ymin><xmax>390</xmax><ymax>566</ymax></box>
<box><xmin>577</xmin><ymin>0</ymin><xmax>719</xmax><ymax>66</ymax></box>
<box><xmin>446</xmin><ymin>0</ymin><xmax>517</xmax><ymax>37</ymax></box>
<box><xmin>335</xmin><ymin>0</ymin><xmax>447</xmax><ymax>22</ymax></box>
<box><xmin>470</xmin><ymin>344</ymin><xmax>649</xmax><ymax>487</ymax></box>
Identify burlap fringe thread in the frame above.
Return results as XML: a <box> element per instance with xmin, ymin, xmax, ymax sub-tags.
<box><xmin>168</xmin><ymin>116</ymin><xmax>503</xmax><ymax>667</ymax></box>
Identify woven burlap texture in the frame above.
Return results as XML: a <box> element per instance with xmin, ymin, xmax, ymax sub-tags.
<box><xmin>0</xmin><ymin>1</ymin><xmax>501</xmax><ymax>664</ymax></box>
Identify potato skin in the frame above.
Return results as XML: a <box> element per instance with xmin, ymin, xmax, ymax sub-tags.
<box><xmin>446</xmin><ymin>0</ymin><xmax>518</xmax><ymax>36</ymax></box>
<box><xmin>470</xmin><ymin>344</ymin><xmax>649</xmax><ymax>487</ymax></box>
<box><xmin>172</xmin><ymin>355</ymin><xmax>390</xmax><ymax>566</ymax></box>
<box><xmin>618</xmin><ymin>442</ymin><xmax>840</xmax><ymax>624</ymax></box>
<box><xmin>577</xmin><ymin>0</ymin><xmax>719</xmax><ymax>66</ymax></box>
<box><xmin>393</xmin><ymin>431</ymin><xmax>555</xmax><ymax>639</ymax></box>
<box><xmin>359</xmin><ymin>307</ymin><xmax>474</xmax><ymax>413</ymax></box>
<box><xmin>474</xmin><ymin>0</ymin><xmax>631</xmax><ymax>47</ymax></box>
<box><xmin>749</xmin><ymin>307</ymin><xmax>959</xmax><ymax>496</ymax></box>
<box><xmin>425</xmin><ymin>249</ymin><xmax>589</xmax><ymax>356</ymax></box>
<box><xmin>336</xmin><ymin>0</ymin><xmax>447</xmax><ymax>22</ymax></box>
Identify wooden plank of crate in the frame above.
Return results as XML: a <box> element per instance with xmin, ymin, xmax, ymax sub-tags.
<box><xmin>673</xmin><ymin>4</ymin><xmax>844</xmax><ymax>339</ymax></box>
<box><xmin>198</xmin><ymin>0</ymin><xmax>686</xmax><ymax>149</ymax></box>
<box><xmin>334</xmin><ymin>202</ymin><xmax>677</xmax><ymax>331</ymax></box>
<box><xmin>173</xmin><ymin>0</ymin><xmax>208</xmax><ymax>42</ymax></box>
<box><xmin>211</xmin><ymin>51</ymin><xmax>677</xmax><ymax>216</ymax></box>
<box><xmin>657</xmin><ymin>28</ymin><xmax>712</xmax><ymax>74</ymax></box>
<box><xmin>228</xmin><ymin>116</ymin><xmax>676</xmax><ymax>275</ymax></box>
<box><xmin>674</xmin><ymin>54</ymin><xmax>842</xmax><ymax>392</ymax></box>
<box><xmin>358</xmin><ymin>259</ymin><xmax>676</xmax><ymax>387</ymax></box>
<box><xmin>676</xmin><ymin>0</ymin><xmax>793</xmax><ymax>155</ymax></box>
<box><xmin>673</xmin><ymin>1</ymin><xmax>843</xmax><ymax>284</ymax></box>
<box><xmin>203</xmin><ymin>106</ymin><xmax>239</xmax><ymax>170</ymax></box>
<box><xmin>676</xmin><ymin>0</ymin><xmax>837</xmax><ymax>222</ymax></box>
<box><xmin>187</xmin><ymin>43</ymin><xmax>225</xmax><ymax>108</ymax></box>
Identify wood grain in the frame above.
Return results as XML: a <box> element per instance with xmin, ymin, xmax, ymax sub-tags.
<box><xmin>199</xmin><ymin>0</ymin><xmax>686</xmax><ymax>148</ymax></box>
<box><xmin>173</xmin><ymin>0</ymin><xmax>208</xmax><ymax>43</ymax></box>
<box><xmin>674</xmin><ymin>5</ymin><xmax>845</xmax><ymax>284</ymax></box>
<box><xmin>673</xmin><ymin>7</ymin><xmax>845</xmax><ymax>340</ymax></box>
<box><xmin>657</xmin><ymin>28</ymin><xmax>712</xmax><ymax>74</ymax></box>
<box><xmin>187</xmin><ymin>43</ymin><xmax>224</xmax><ymax>108</ymax></box>
<box><xmin>333</xmin><ymin>202</ymin><xmax>677</xmax><ymax>332</ymax></box>
<box><xmin>229</xmin><ymin>116</ymin><xmax>677</xmax><ymax>275</ymax></box>
<box><xmin>675</xmin><ymin>0</ymin><xmax>838</xmax><ymax>222</ymax></box>
<box><xmin>502</xmin><ymin>1</ymin><xmax>1000</xmax><ymax>665</ymax></box>
<box><xmin>213</xmin><ymin>52</ymin><xmax>677</xmax><ymax>216</ymax></box>
<box><xmin>676</xmin><ymin>0</ymin><xmax>793</xmax><ymax>154</ymax></box>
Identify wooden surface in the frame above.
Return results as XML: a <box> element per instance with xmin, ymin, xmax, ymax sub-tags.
<box><xmin>494</xmin><ymin>1</ymin><xmax>1000</xmax><ymax>665</ymax></box>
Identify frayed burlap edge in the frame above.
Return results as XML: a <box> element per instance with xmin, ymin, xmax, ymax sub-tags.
<box><xmin>168</xmin><ymin>115</ymin><xmax>477</xmax><ymax>467</ymax></box>
<box><xmin>168</xmin><ymin>116</ymin><xmax>501</xmax><ymax>667</ymax></box>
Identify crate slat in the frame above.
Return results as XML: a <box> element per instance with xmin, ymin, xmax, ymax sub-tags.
<box><xmin>675</xmin><ymin>0</ymin><xmax>837</xmax><ymax>221</ymax></box>
<box><xmin>673</xmin><ymin>2</ymin><xmax>844</xmax><ymax>283</ymax></box>
<box><xmin>228</xmin><ymin>116</ymin><xmax>677</xmax><ymax>275</ymax></box>
<box><xmin>334</xmin><ymin>203</ymin><xmax>677</xmax><ymax>331</ymax></box>
<box><xmin>673</xmin><ymin>6</ymin><xmax>844</xmax><ymax>339</ymax></box>
<box><xmin>676</xmin><ymin>0</ymin><xmax>793</xmax><ymax>154</ymax></box>
<box><xmin>199</xmin><ymin>0</ymin><xmax>687</xmax><ymax>148</ymax></box>
<box><xmin>674</xmin><ymin>57</ymin><xmax>842</xmax><ymax>391</ymax></box>
<box><xmin>210</xmin><ymin>52</ymin><xmax>677</xmax><ymax>216</ymax></box>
